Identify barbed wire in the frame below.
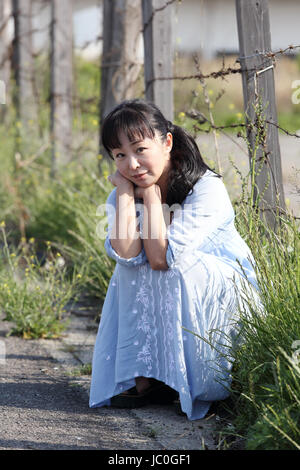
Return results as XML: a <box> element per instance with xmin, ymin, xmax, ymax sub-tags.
<box><xmin>0</xmin><ymin>1</ymin><xmax>299</xmax><ymax>218</ymax></box>
<box><xmin>141</xmin><ymin>0</ymin><xmax>178</xmax><ymax>32</ymax></box>
<box><xmin>1</xmin><ymin>5</ymin><xmax>300</xmax><ymax>140</ymax></box>
<box><xmin>148</xmin><ymin>44</ymin><xmax>300</xmax><ymax>84</ymax></box>
<box><xmin>187</xmin><ymin>110</ymin><xmax>300</xmax><ymax>139</ymax></box>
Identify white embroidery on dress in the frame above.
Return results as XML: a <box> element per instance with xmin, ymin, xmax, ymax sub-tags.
<box><xmin>132</xmin><ymin>264</ymin><xmax>181</xmax><ymax>382</ymax></box>
<box><xmin>164</xmin><ymin>272</ymin><xmax>176</xmax><ymax>381</ymax></box>
<box><xmin>150</xmin><ymin>269</ymin><xmax>159</xmax><ymax>378</ymax></box>
<box><xmin>135</xmin><ymin>265</ymin><xmax>153</xmax><ymax>373</ymax></box>
<box><xmin>137</xmin><ymin>343</ymin><xmax>152</xmax><ymax>366</ymax></box>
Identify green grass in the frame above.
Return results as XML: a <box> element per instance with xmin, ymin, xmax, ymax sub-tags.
<box><xmin>277</xmin><ymin>111</ymin><xmax>300</xmax><ymax>135</ymax></box>
<box><xmin>69</xmin><ymin>363</ymin><xmax>92</xmax><ymax>376</ymax></box>
<box><xmin>0</xmin><ymin>225</ymin><xmax>84</xmax><ymax>339</ymax></box>
<box><xmin>221</xmin><ymin>151</ymin><xmax>300</xmax><ymax>450</ymax></box>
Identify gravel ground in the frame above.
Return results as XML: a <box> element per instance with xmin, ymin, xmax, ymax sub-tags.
<box><xmin>0</xmin><ymin>301</ymin><xmax>222</xmax><ymax>451</ymax></box>
<box><xmin>0</xmin><ymin>321</ymin><xmax>164</xmax><ymax>450</ymax></box>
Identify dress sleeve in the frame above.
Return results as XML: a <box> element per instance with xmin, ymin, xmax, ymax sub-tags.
<box><xmin>104</xmin><ymin>188</ymin><xmax>148</xmax><ymax>267</ymax></box>
<box><xmin>166</xmin><ymin>173</ymin><xmax>235</xmax><ymax>269</ymax></box>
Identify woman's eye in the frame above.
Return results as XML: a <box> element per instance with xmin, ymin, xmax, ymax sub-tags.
<box><xmin>137</xmin><ymin>147</ymin><xmax>146</xmax><ymax>153</ymax></box>
<box><xmin>115</xmin><ymin>153</ymin><xmax>124</xmax><ymax>159</ymax></box>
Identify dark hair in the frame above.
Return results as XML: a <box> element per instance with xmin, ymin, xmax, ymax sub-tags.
<box><xmin>101</xmin><ymin>99</ymin><xmax>221</xmax><ymax>206</ymax></box>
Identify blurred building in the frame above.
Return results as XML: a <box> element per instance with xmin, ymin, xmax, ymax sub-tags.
<box><xmin>2</xmin><ymin>0</ymin><xmax>300</xmax><ymax>61</ymax></box>
<box><xmin>73</xmin><ymin>0</ymin><xmax>300</xmax><ymax>60</ymax></box>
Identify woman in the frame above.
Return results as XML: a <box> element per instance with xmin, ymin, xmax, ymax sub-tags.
<box><xmin>89</xmin><ymin>99</ymin><xmax>260</xmax><ymax>420</ymax></box>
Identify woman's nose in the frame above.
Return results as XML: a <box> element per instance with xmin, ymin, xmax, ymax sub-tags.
<box><xmin>128</xmin><ymin>155</ymin><xmax>140</xmax><ymax>170</ymax></box>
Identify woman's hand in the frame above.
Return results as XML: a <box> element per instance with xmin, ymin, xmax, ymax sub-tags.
<box><xmin>107</xmin><ymin>170</ymin><xmax>133</xmax><ymax>190</ymax></box>
<box><xmin>134</xmin><ymin>184</ymin><xmax>162</xmax><ymax>201</ymax></box>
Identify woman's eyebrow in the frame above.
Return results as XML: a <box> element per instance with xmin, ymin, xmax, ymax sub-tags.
<box><xmin>112</xmin><ymin>139</ymin><xmax>144</xmax><ymax>151</ymax></box>
<box><xmin>130</xmin><ymin>139</ymin><xmax>144</xmax><ymax>145</ymax></box>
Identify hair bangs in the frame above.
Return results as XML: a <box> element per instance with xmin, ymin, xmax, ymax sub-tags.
<box><xmin>102</xmin><ymin>108</ymin><xmax>155</xmax><ymax>156</ymax></box>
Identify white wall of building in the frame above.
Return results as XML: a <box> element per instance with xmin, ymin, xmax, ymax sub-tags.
<box><xmin>174</xmin><ymin>0</ymin><xmax>300</xmax><ymax>58</ymax></box>
<box><xmin>5</xmin><ymin>0</ymin><xmax>300</xmax><ymax>61</ymax></box>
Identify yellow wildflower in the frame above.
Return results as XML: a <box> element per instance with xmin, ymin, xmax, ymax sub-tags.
<box><xmin>178</xmin><ymin>112</ymin><xmax>185</xmax><ymax>119</ymax></box>
<box><xmin>0</xmin><ymin>221</ymin><xmax>5</xmax><ymax>227</ymax></box>
<box><xmin>228</xmin><ymin>103</ymin><xmax>235</xmax><ymax>110</ymax></box>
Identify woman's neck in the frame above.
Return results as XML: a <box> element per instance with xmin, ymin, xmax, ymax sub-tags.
<box><xmin>157</xmin><ymin>163</ymin><xmax>171</xmax><ymax>204</ymax></box>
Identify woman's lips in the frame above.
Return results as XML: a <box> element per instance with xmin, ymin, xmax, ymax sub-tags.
<box><xmin>133</xmin><ymin>172</ymin><xmax>147</xmax><ymax>180</ymax></box>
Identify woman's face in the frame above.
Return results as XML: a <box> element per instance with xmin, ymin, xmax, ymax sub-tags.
<box><xmin>111</xmin><ymin>130</ymin><xmax>173</xmax><ymax>190</ymax></box>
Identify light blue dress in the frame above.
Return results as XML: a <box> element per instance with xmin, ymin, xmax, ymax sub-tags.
<box><xmin>89</xmin><ymin>169</ymin><xmax>261</xmax><ymax>420</ymax></box>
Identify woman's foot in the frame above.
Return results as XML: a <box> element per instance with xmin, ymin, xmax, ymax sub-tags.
<box><xmin>122</xmin><ymin>376</ymin><xmax>153</xmax><ymax>395</ymax></box>
<box><xmin>110</xmin><ymin>378</ymin><xmax>179</xmax><ymax>408</ymax></box>
<box><xmin>135</xmin><ymin>376</ymin><xmax>151</xmax><ymax>393</ymax></box>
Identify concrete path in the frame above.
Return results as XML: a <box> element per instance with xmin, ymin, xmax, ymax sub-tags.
<box><xmin>0</xmin><ymin>296</ymin><xmax>225</xmax><ymax>451</ymax></box>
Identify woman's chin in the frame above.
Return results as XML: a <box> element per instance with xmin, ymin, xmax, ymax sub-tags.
<box><xmin>132</xmin><ymin>178</ymin><xmax>153</xmax><ymax>187</ymax></box>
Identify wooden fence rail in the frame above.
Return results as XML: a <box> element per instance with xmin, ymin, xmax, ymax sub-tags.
<box><xmin>142</xmin><ymin>0</ymin><xmax>174</xmax><ymax>121</ymax></box>
<box><xmin>12</xmin><ymin>0</ymin><xmax>38</xmax><ymax>132</ymax></box>
<box><xmin>50</xmin><ymin>0</ymin><xmax>73</xmax><ymax>175</ymax></box>
<box><xmin>236</xmin><ymin>0</ymin><xmax>286</xmax><ymax>228</ymax></box>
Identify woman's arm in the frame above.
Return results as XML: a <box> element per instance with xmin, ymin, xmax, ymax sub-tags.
<box><xmin>137</xmin><ymin>185</ymin><xmax>169</xmax><ymax>271</ymax></box>
<box><xmin>109</xmin><ymin>174</ymin><xmax>142</xmax><ymax>259</ymax></box>
<box><xmin>165</xmin><ymin>175</ymin><xmax>235</xmax><ymax>268</ymax></box>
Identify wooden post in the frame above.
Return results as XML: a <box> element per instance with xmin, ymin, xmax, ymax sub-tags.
<box><xmin>100</xmin><ymin>0</ymin><xmax>142</xmax><ymax>163</ymax></box>
<box><xmin>12</xmin><ymin>0</ymin><xmax>38</xmax><ymax>132</ymax></box>
<box><xmin>50</xmin><ymin>0</ymin><xmax>73</xmax><ymax>176</ymax></box>
<box><xmin>235</xmin><ymin>0</ymin><xmax>286</xmax><ymax>228</ymax></box>
<box><xmin>0</xmin><ymin>0</ymin><xmax>11</xmax><ymax>119</ymax></box>
<box><xmin>141</xmin><ymin>0</ymin><xmax>174</xmax><ymax>122</ymax></box>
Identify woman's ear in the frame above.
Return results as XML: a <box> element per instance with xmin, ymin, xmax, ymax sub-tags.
<box><xmin>166</xmin><ymin>132</ymin><xmax>173</xmax><ymax>153</ymax></box>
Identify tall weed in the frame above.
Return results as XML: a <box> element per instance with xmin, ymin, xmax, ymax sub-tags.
<box><xmin>228</xmin><ymin>160</ymin><xmax>300</xmax><ymax>450</ymax></box>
